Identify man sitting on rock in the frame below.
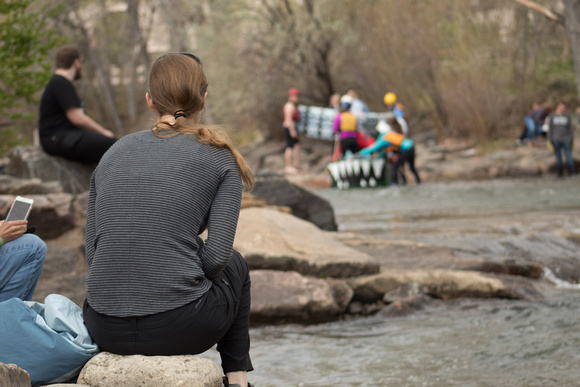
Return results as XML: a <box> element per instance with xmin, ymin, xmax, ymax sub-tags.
<box><xmin>0</xmin><ymin>219</ymin><xmax>46</xmax><ymax>302</ymax></box>
<box><xmin>38</xmin><ymin>45</ymin><xmax>117</xmax><ymax>164</ymax></box>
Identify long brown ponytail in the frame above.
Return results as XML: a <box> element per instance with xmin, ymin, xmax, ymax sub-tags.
<box><xmin>148</xmin><ymin>53</ymin><xmax>254</xmax><ymax>188</ymax></box>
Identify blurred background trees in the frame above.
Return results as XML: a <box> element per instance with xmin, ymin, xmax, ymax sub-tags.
<box><xmin>0</xmin><ymin>0</ymin><xmax>61</xmax><ymax>155</ymax></box>
<box><xmin>1</xmin><ymin>0</ymin><xmax>578</xmax><ymax>153</ymax></box>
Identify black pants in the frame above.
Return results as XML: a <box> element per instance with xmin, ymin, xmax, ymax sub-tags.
<box><xmin>392</xmin><ymin>146</ymin><xmax>421</xmax><ymax>185</ymax></box>
<box><xmin>283</xmin><ymin>126</ymin><xmax>299</xmax><ymax>149</ymax></box>
<box><xmin>83</xmin><ymin>250</ymin><xmax>253</xmax><ymax>374</ymax></box>
<box><xmin>340</xmin><ymin>136</ymin><xmax>359</xmax><ymax>157</ymax></box>
<box><xmin>41</xmin><ymin>129</ymin><xmax>117</xmax><ymax>164</ymax></box>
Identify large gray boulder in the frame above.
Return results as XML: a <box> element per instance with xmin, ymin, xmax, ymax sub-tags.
<box><xmin>251</xmin><ymin>171</ymin><xmax>337</xmax><ymax>231</ymax></box>
<box><xmin>5</xmin><ymin>146</ymin><xmax>95</xmax><ymax>195</ymax></box>
<box><xmin>235</xmin><ymin>207</ymin><xmax>379</xmax><ymax>278</ymax></box>
<box><xmin>0</xmin><ymin>362</ymin><xmax>30</xmax><ymax>387</ymax></box>
<box><xmin>77</xmin><ymin>352</ymin><xmax>222</xmax><ymax>387</ymax></box>
<box><xmin>250</xmin><ymin>270</ymin><xmax>353</xmax><ymax>323</ymax></box>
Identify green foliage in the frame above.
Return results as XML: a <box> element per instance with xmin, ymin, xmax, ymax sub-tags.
<box><xmin>0</xmin><ymin>0</ymin><xmax>63</xmax><ymax>121</ymax></box>
<box><xmin>0</xmin><ymin>126</ymin><xmax>27</xmax><ymax>157</ymax></box>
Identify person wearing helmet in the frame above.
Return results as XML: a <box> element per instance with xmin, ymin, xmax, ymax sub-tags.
<box><xmin>282</xmin><ymin>88</ymin><xmax>301</xmax><ymax>174</ymax></box>
<box><xmin>359</xmin><ymin>119</ymin><xmax>421</xmax><ymax>186</ymax></box>
<box><xmin>332</xmin><ymin>95</ymin><xmax>360</xmax><ymax>159</ymax></box>
<box><xmin>384</xmin><ymin>92</ymin><xmax>409</xmax><ymax>136</ymax></box>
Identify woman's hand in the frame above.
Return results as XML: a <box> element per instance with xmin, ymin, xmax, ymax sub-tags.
<box><xmin>0</xmin><ymin>220</ymin><xmax>28</xmax><ymax>243</ymax></box>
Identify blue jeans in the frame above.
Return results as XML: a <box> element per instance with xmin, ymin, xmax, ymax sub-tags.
<box><xmin>0</xmin><ymin>234</ymin><xmax>47</xmax><ymax>302</ymax></box>
<box><xmin>525</xmin><ymin>116</ymin><xmax>542</xmax><ymax>140</ymax></box>
<box><xmin>552</xmin><ymin>141</ymin><xmax>575</xmax><ymax>173</ymax></box>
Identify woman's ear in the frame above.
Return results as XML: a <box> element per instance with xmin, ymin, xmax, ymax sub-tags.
<box><xmin>198</xmin><ymin>91</ymin><xmax>208</xmax><ymax>111</ymax></box>
<box><xmin>146</xmin><ymin>92</ymin><xmax>157</xmax><ymax>113</ymax></box>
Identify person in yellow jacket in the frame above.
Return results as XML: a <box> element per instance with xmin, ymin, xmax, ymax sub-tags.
<box><xmin>359</xmin><ymin>122</ymin><xmax>421</xmax><ymax>186</ymax></box>
<box><xmin>332</xmin><ymin>95</ymin><xmax>359</xmax><ymax>159</ymax></box>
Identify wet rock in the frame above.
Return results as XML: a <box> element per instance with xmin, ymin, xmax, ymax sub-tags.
<box><xmin>378</xmin><ymin>294</ymin><xmax>433</xmax><ymax>317</ymax></box>
<box><xmin>349</xmin><ymin>269</ymin><xmax>544</xmax><ymax>303</ymax></box>
<box><xmin>250</xmin><ymin>171</ymin><xmax>337</xmax><ymax>231</ymax></box>
<box><xmin>347</xmin><ymin>301</ymin><xmax>365</xmax><ymax>315</ymax></box>
<box><xmin>235</xmin><ymin>207</ymin><xmax>379</xmax><ymax>278</ymax></box>
<box><xmin>382</xmin><ymin>282</ymin><xmax>431</xmax><ymax>304</ymax></box>
<box><xmin>347</xmin><ymin>301</ymin><xmax>383</xmax><ymax>316</ymax></box>
<box><xmin>0</xmin><ymin>193</ymin><xmax>76</xmax><ymax>240</ymax></box>
<box><xmin>338</xmin><ymin>237</ymin><xmax>546</xmax><ymax>281</ymax></box>
<box><xmin>5</xmin><ymin>146</ymin><xmax>95</xmax><ymax>195</ymax></box>
<box><xmin>327</xmin><ymin>278</ymin><xmax>355</xmax><ymax>310</ymax></box>
<box><xmin>77</xmin><ymin>352</ymin><xmax>222</xmax><ymax>387</ymax></box>
<box><xmin>459</xmin><ymin>260</ymin><xmax>544</xmax><ymax>279</ymax></box>
<box><xmin>0</xmin><ymin>362</ymin><xmax>30</xmax><ymax>387</ymax></box>
<box><xmin>250</xmin><ymin>270</ymin><xmax>351</xmax><ymax>323</ymax></box>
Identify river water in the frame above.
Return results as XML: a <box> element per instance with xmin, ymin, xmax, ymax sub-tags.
<box><xmin>206</xmin><ymin>177</ymin><xmax>580</xmax><ymax>386</ymax></box>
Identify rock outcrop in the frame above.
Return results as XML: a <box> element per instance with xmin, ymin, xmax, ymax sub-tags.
<box><xmin>234</xmin><ymin>207</ymin><xmax>380</xmax><ymax>278</ymax></box>
<box><xmin>5</xmin><ymin>146</ymin><xmax>95</xmax><ymax>195</ymax></box>
<box><xmin>0</xmin><ymin>143</ymin><xmax>549</xmax><ymax>324</ymax></box>
<box><xmin>348</xmin><ymin>269</ymin><xmax>544</xmax><ymax>303</ymax></box>
<box><xmin>251</xmin><ymin>170</ymin><xmax>338</xmax><ymax>231</ymax></box>
<box><xmin>250</xmin><ymin>270</ymin><xmax>353</xmax><ymax>324</ymax></box>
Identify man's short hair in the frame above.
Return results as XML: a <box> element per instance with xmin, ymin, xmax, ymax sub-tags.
<box><xmin>56</xmin><ymin>45</ymin><xmax>80</xmax><ymax>69</ymax></box>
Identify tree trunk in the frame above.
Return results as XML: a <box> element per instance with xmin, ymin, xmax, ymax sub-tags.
<box><xmin>563</xmin><ymin>0</ymin><xmax>580</xmax><ymax>100</ymax></box>
<box><xmin>512</xmin><ymin>4</ymin><xmax>529</xmax><ymax>87</ymax></box>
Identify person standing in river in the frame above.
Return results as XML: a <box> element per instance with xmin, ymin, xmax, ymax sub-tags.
<box><xmin>548</xmin><ymin>102</ymin><xmax>575</xmax><ymax>177</ymax></box>
<box><xmin>82</xmin><ymin>52</ymin><xmax>255</xmax><ymax>387</ymax></box>
<box><xmin>282</xmin><ymin>88</ymin><xmax>301</xmax><ymax>174</ymax></box>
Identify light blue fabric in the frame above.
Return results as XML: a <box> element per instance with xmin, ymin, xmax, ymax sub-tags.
<box><xmin>0</xmin><ymin>294</ymin><xmax>99</xmax><ymax>386</ymax></box>
<box><xmin>393</xmin><ymin>103</ymin><xmax>405</xmax><ymax>119</ymax></box>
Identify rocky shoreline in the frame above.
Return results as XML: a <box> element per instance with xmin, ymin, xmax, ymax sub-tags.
<box><xmin>0</xmin><ymin>138</ymin><xmax>577</xmax><ymax>385</ymax></box>
<box><xmin>2</xmin><ymin>140</ymin><xmax>572</xmax><ymax>323</ymax></box>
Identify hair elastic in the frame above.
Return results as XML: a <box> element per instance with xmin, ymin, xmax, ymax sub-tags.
<box><xmin>174</xmin><ymin>110</ymin><xmax>186</xmax><ymax>119</ymax></box>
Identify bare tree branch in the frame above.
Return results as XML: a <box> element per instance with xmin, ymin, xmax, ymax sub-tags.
<box><xmin>514</xmin><ymin>0</ymin><xmax>564</xmax><ymax>23</ymax></box>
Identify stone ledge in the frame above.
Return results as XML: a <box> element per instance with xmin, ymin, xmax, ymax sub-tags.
<box><xmin>6</xmin><ymin>146</ymin><xmax>96</xmax><ymax>195</ymax></box>
<box><xmin>77</xmin><ymin>352</ymin><xmax>223</xmax><ymax>387</ymax></box>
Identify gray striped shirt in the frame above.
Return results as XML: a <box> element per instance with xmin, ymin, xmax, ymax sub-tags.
<box><xmin>85</xmin><ymin>129</ymin><xmax>242</xmax><ymax>317</ymax></box>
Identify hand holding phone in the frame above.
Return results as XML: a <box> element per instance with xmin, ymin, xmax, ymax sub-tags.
<box><xmin>0</xmin><ymin>220</ymin><xmax>28</xmax><ymax>243</ymax></box>
<box><xmin>5</xmin><ymin>196</ymin><xmax>34</xmax><ymax>222</ymax></box>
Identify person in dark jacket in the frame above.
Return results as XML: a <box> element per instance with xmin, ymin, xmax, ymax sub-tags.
<box><xmin>548</xmin><ymin>102</ymin><xmax>575</xmax><ymax>177</ymax></box>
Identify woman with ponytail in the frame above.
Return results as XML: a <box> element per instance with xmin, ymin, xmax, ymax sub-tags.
<box><xmin>83</xmin><ymin>53</ymin><xmax>254</xmax><ymax>387</ymax></box>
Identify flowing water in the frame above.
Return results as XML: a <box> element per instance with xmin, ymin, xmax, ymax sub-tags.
<box><xmin>206</xmin><ymin>177</ymin><xmax>580</xmax><ymax>386</ymax></box>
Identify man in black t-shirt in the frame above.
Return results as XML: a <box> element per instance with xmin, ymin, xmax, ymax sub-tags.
<box><xmin>38</xmin><ymin>45</ymin><xmax>117</xmax><ymax>163</ymax></box>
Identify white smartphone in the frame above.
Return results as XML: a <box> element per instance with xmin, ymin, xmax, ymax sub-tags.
<box><xmin>5</xmin><ymin>196</ymin><xmax>34</xmax><ymax>222</ymax></box>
